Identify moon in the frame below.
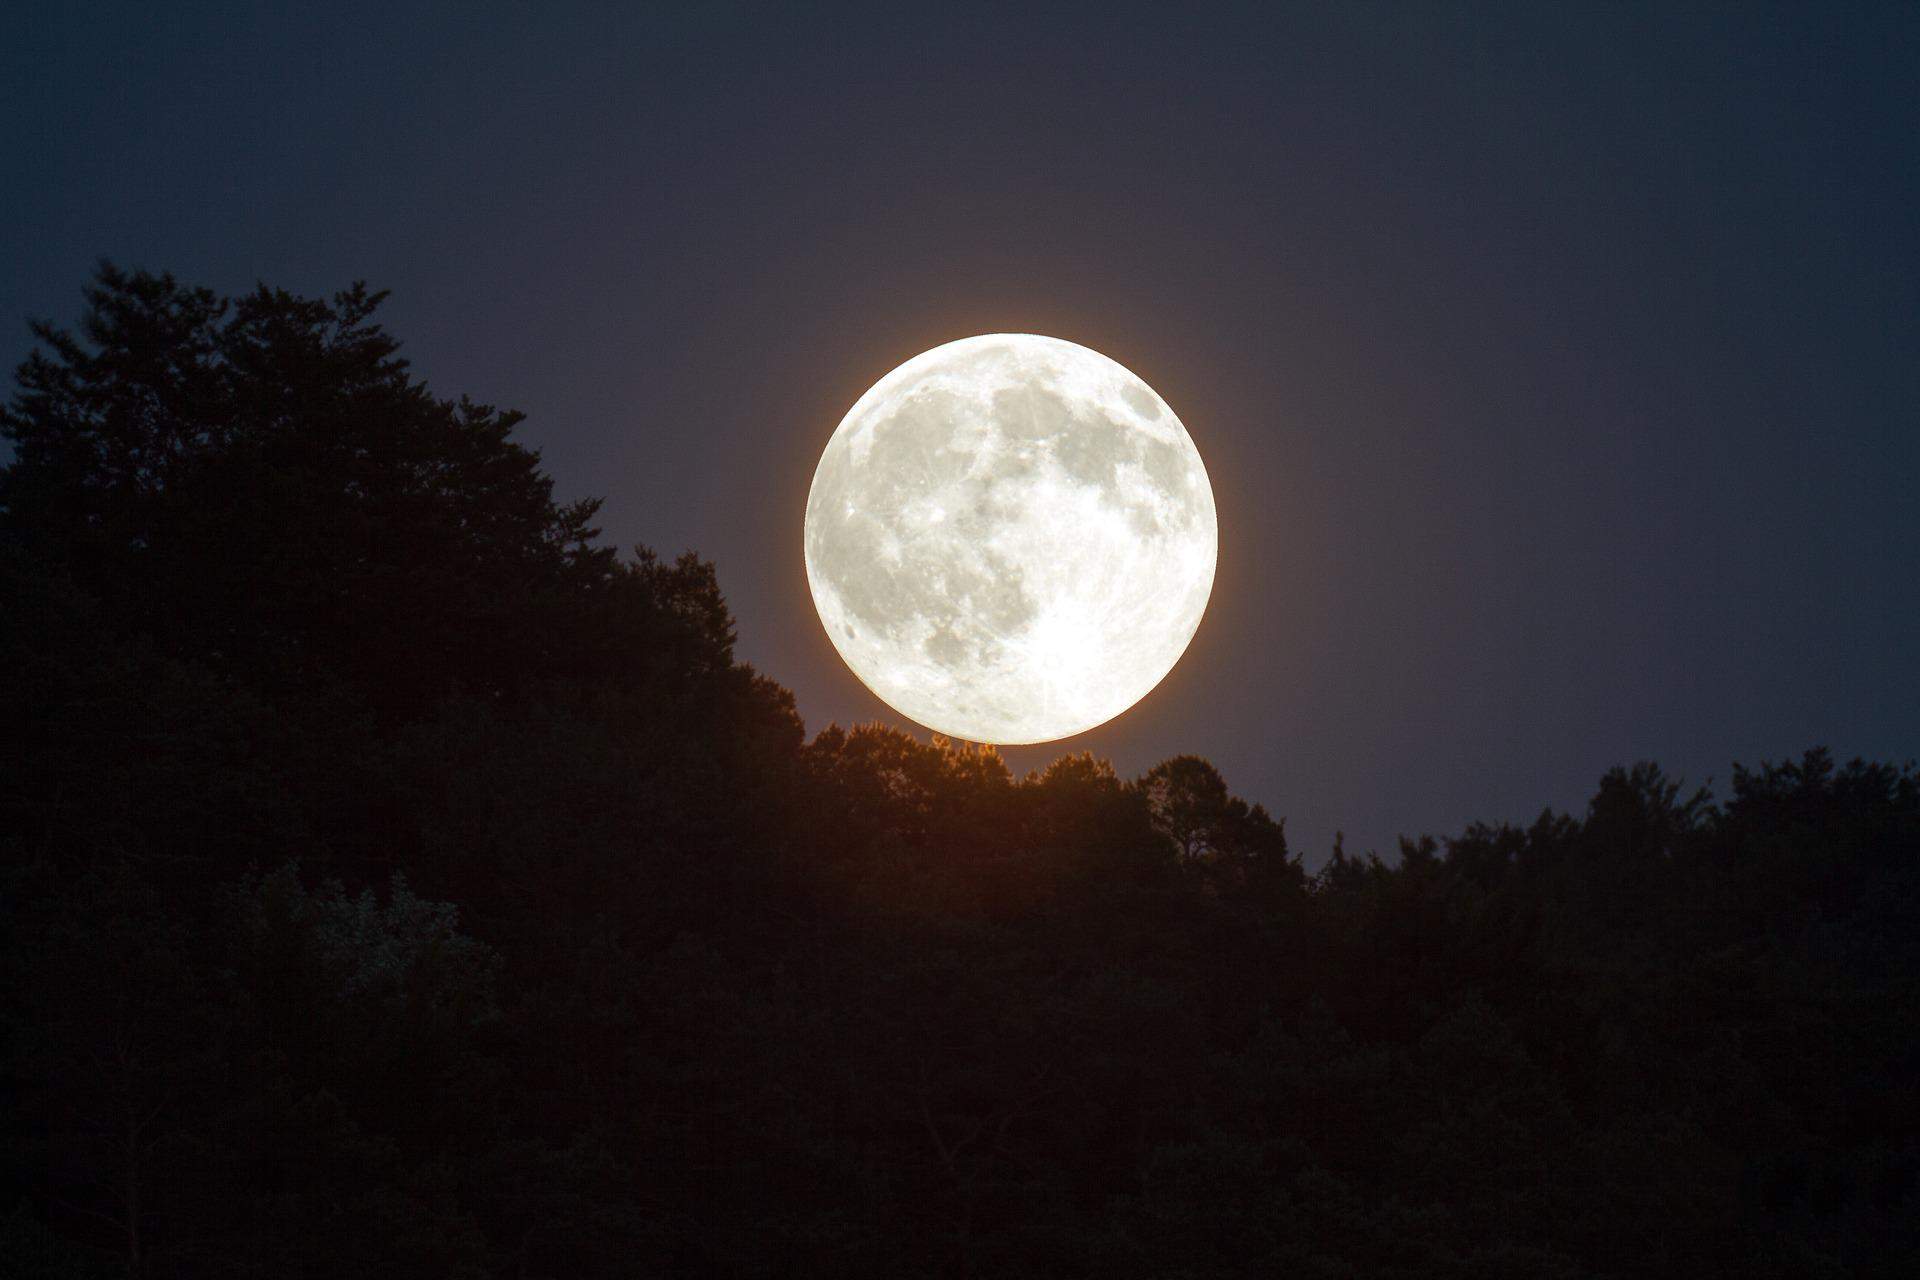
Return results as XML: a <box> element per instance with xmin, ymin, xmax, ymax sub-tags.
<box><xmin>804</xmin><ymin>334</ymin><xmax>1216</xmax><ymax>745</ymax></box>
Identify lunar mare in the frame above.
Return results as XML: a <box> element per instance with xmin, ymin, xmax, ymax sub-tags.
<box><xmin>804</xmin><ymin>334</ymin><xmax>1216</xmax><ymax>745</ymax></box>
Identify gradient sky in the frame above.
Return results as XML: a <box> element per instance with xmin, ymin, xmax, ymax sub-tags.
<box><xmin>6</xmin><ymin>2</ymin><xmax>1915</xmax><ymax>864</ymax></box>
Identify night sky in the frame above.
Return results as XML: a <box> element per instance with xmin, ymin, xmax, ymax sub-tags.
<box><xmin>6</xmin><ymin>2</ymin><xmax>1915</xmax><ymax>864</ymax></box>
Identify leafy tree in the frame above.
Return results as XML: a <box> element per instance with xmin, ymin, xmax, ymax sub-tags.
<box><xmin>2</xmin><ymin>263</ymin><xmax>688</xmax><ymax>726</ymax></box>
<box><xmin>5</xmin><ymin>265</ymin><xmax>1916</xmax><ymax>1277</ymax></box>
<box><xmin>1137</xmin><ymin>755</ymin><xmax>1297</xmax><ymax>905</ymax></box>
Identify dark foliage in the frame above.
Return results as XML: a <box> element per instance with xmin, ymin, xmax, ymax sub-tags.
<box><xmin>3</xmin><ymin>267</ymin><xmax>1914</xmax><ymax>1277</ymax></box>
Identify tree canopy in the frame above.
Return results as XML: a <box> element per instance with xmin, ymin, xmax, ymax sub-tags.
<box><xmin>3</xmin><ymin>266</ymin><xmax>1915</xmax><ymax>1278</ymax></box>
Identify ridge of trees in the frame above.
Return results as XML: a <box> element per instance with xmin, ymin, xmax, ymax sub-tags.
<box><xmin>2</xmin><ymin>267</ymin><xmax>1914</xmax><ymax>1277</ymax></box>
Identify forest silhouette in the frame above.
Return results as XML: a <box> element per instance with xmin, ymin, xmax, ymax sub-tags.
<box><xmin>3</xmin><ymin>267</ymin><xmax>1915</xmax><ymax>1277</ymax></box>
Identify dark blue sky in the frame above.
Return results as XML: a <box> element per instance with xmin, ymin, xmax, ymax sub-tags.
<box><xmin>6</xmin><ymin>2</ymin><xmax>1915</xmax><ymax>862</ymax></box>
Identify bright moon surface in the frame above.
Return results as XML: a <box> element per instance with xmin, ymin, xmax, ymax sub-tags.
<box><xmin>804</xmin><ymin>334</ymin><xmax>1217</xmax><ymax>745</ymax></box>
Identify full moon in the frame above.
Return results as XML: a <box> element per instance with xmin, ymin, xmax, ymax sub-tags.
<box><xmin>804</xmin><ymin>334</ymin><xmax>1217</xmax><ymax>745</ymax></box>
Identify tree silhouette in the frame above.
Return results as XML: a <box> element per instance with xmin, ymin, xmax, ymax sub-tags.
<box><xmin>3</xmin><ymin>266</ymin><xmax>1915</xmax><ymax>1277</ymax></box>
<box><xmin>3</xmin><ymin>264</ymin><xmax>641</xmax><ymax>725</ymax></box>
